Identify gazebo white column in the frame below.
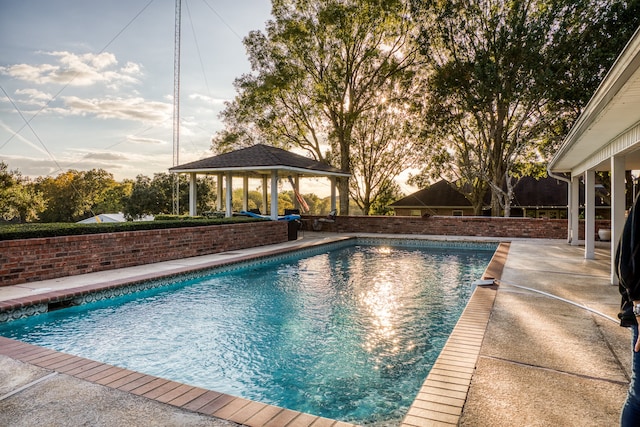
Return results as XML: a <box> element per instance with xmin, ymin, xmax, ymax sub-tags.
<box><xmin>225</xmin><ymin>172</ymin><xmax>233</xmax><ymax>218</ymax></box>
<box><xmin>611</xmin><ymin>155</ymin><xmax>626</xmax><ymax>283</ymax></box>
<box><xmin>330</xmin><ymin>177</ymin><xmax>337</xmax><ymax>213</ymax></box>
<box><xmin>584</xmin><ymin>169</ymin><xmax>596</xmax><ymax>259</ymax></box>
<box><xmin>262</xmin><ymin>176</ymin><xmax>268</xmax><ymax>215</ymax></box>
<box><xmin>216</xmin><ymin>173</ymin><xmax>223</xmax><ymax>211</ymax></box>
<box><xmin>189</xmin><ymin>172</ymin><xmax>197</xmax><ymax>217</ymax></box>
<box><xmin>270</xmin><ymin>170</ymin><xmax>278</xmax><ymax>220</ymax></box>
<box><xmin>242</xmin><ymin>175</ymin><xmax>249</xmax><ymax>212</ymax></box>
<box><xmin>570</xmin><ymin>176</ymin><xmax>580</xmax><ymax>246</ymax></box>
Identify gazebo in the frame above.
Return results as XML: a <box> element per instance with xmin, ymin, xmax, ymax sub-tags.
<box><xmin>169</xmin><ymin>144</ymin><xmax>350</xmax><ymax>220</ymax></box>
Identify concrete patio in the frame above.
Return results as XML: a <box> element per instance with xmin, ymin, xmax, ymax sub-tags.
<box><xmin>0</xmin><ymin>234</ymin><xmax>631</xmax><ymax>426</ymax></box>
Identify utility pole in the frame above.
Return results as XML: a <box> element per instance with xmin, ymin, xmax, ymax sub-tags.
<box><xmin>172</xmin><ymin>0</ymin><xmax>181</xmax><ymax>215</ymax></box>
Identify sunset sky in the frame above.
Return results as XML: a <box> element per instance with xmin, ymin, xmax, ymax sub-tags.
<box><xmin>0</xmin><ymin>0</ymin><xmax>272</xmax><ymax>181</ymax></box>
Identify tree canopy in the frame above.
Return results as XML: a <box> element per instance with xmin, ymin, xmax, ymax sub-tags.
<box><xmin>409</xmin><ymin>0</ymin><xmax>640</xmax><ymax>215</ymax></box>
<box><xmin>0</xmin><ymin>162</ymin><xmax>46</xmax><ymax>223</ymax></box>
<box><xmin>212</xmin><ymin>0</ymin><xmax>419</xmax><ymax>215</ymax></box>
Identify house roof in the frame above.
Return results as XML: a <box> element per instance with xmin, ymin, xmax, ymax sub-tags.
<box><xmin>390</xmin><ymin>180</ymin><xmax>472</xmax><ymax>208</ymax></box>
<box><xmin>169</xmin><ymin>144</ymin><xmax>350</xmax><ymax>178</ymax></box>
<box><xmin>549</xmin><ymin>26</ymin><xmax>640</xmax><ymax>175</ymax></box>
<box><xmin>390</xmin><ymin>176</ymin><xmax>606</xmax><ymax>210</ymax></box>
<box><xmin>511</xmin><ymin>176</ymin><xmax>568</xmax><ymax>207</ymax></box>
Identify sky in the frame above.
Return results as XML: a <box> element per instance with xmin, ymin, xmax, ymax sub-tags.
<box><xmin>0</xmin><ymin>0</ymin><xmax>273</xmax><ymax>182</ymax></box>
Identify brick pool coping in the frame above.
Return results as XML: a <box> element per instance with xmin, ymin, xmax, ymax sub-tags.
<box><xmin>0</xmin><ymin>238</ymin><xmax>509</xmax><ymax>426</ymax></box>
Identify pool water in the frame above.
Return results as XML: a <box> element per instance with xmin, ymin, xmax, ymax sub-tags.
<box><xmin>0</xmin><ymin>242</ymin><xmax>494</xmax><ymax>425</ymax></box>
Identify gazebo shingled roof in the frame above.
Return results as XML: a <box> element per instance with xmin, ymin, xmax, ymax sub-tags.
<box><xmin>169</xmin><ymin>144</ymin><xmax>348</xmax><ymax>178</ymax></box>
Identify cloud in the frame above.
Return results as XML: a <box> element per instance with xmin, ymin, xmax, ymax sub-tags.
<box><xmin>127</xmin><ymin>135</ymin><xmax>167</xmax><ymax>145</ymax></box>
<box><xmin>13</xmin><ymin>88</ymin><xmax>52</xmax><ymax>106</ymax></box>
<box><xmin>0</xmin><ymin>154</ymin><xmax>67</xmax><ymax>178</ymax></box>
<box><xmin>82</xmin><ymin>152</ymin><xmax>128</xmax><ymax>161</ymax></box>
<box><xmin>0</xmin><ymin>51</ymin><xmax>143</xmax><ymax>88</ymax></box>
<box><xmin>62</xmin><ymin>96</ymin><xmax>172</xmax><ymax>123</ymax></box>
<box><xmin>2</xmin><ymin>150</ymin><xmax>173</xmax><ymax>181</ymax></box>
<box><xmin>189</xmin><ymin>93</ymin><xmax>227</xmax><ymax>105</ymax></box>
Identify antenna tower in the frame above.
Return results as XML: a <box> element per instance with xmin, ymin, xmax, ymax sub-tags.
<box><xmin>172</xmin><ymin>0</ymin><xmax>182</xmax><ymax>214</ymax></box>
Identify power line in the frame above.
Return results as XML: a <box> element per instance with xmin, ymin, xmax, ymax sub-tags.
<box><xmin>201</xmin><ymin>0</ymin><xmax>244</xmax><ymax>41</ymax></box>
<box><xmin>0</xmin><ymin>86</ymin><xmax>63</xmax><ymax>172</ymax></box>
<box><xmin>184</xmin><ymin>0</ymin><xmax>212</xmax><ymax>99</ymax></box>
<box><xmin>0</xmin><ymin>0</ymin><xmax>157</xmax><ymax>151</ymax></box>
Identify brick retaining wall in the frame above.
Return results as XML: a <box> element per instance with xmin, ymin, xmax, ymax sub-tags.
<box><xmin>304</xmin><ymin>215</ymin><xmax>610</xmax><ymax>240</ymax></box>
<box><xmin>1</xmin><ymin>216</ymin><xmax>612</xmax><ymax>287</ymax></box>
<box><xmin>0</xmin><ymin>221</ymin><xmax>288</xmax><ymax>287</ymax></box>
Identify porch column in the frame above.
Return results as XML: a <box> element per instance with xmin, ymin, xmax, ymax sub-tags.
<box><xmin>189</xmin><ymin>172</ymin><xmax>197</xmax><ymax>217</ymax></box>
<box><xmin>611</xmin><ymin>155</ymin><xmax>626</xmax><ymax>284</ymax></box>
<box><xmin>242</xmin><ymin>175</ymin><xmax>249</xmax><ymax>212</ymax></box>
<box><xmin>216</xmin><ymin>173</ymin><xmax>223</xmax><ymax>211</ymax></box>
<box><xmin>571</xmin><ymin>175</ymin><xmax>580</xmax><ymax>246</ymax></box>
<box><xmin>270</xmin><ymin>170</ymin><xmax>278</xmax><ymax>220</ymax></box>
<box><xmin>225</xmin><ymin>172</ymin><xmax>233</xmax><ymax>218</ymax></box>
<box><xmin>262</xmin><ymin>176</ymin><xmax>268</xmax><ymax>215</ymax></box>
<box><xmin>584</xmin><ymin>169</ymin><xmax>595</xmax><ymax>259</ymax></box>
<box><xmin>330</xmin><ymin>177</ymin><xmax>337</xmax><ymax>213</ymax></box>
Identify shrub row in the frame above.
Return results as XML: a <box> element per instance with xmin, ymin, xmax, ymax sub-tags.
<box><xmin>0</xmin><ymin>217</ymin><xmax>267</xmax><ymax>241</ymax></box>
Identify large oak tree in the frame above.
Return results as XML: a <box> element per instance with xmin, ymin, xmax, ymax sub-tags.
<box><xmin>213</xmin><ymin>0</ymin><xmax>419</xmax><ymax>214</ymax></box>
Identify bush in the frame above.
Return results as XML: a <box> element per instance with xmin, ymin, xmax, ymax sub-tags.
<box><xmin>0</xmin><ymin>217</ymin><xmax>266</xmax><ymax>241</ymax></box>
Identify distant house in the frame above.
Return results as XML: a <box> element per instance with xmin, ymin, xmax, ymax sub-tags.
<box><xmin>389</xmin><ymin>180</ymin><xmax>479</xmax><ymax>217</ymax></box>
<box><xmin>390</xmin><ymin>176</ymin><xmax>610</xmax><ymax>218</ymax></box>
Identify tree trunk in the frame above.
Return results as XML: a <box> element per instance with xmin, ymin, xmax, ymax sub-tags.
<box><xmin>491</xmin><ymin>192</ymin><xmax>501</xmax><ymax>217</ymax></box>
<box><xmin>338</xmin><ymin>177</ymin><xmax>349</xmax><ymax>215</ymax></box>
<box><xmin>337</xmin><ymin>123</ymin><xmax>352</xmax><ymax>215</ymax></box>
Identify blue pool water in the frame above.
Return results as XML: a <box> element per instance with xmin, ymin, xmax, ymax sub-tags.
<box><xmin>0</xmin><ymin>241</ymin><xmax>495</xmax><ymax>425</ymax></box>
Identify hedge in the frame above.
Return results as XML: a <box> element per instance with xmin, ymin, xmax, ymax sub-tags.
<box><xmin>0</xmin><ymin>217</ymin><xmax>267</xmax><ymax>241</ymax></box>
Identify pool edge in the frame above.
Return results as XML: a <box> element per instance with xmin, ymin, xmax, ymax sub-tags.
<box><xmin>400</xmin><ymin>242</ymin><xmax>510</xmax><ymax>426</ymax></box>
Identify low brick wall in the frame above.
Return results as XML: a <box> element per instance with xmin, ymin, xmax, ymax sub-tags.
<box><xmin>303</xmin><ymin>215</ymin><xmax>610</xmax><ymax>240</ymax></box>
<box><xmin>0</xmin><ymin>221</ymin><xmax>288</xmax><ymax>287</ymax></box>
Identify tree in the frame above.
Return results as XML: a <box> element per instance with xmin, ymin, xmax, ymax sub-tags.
<box><xmin>369</xmin><ymin>180</ymin><xmax>404</xmax><ymax>216</ymax></box>
<box><xmin>123</xmin><ymin>173</ymin><xmax>218</xmax><ymax>219</ymax></box>
<box><xmin>541</xmin><ymin>0</ymin><xmax>640</xmax><ymax>152</ymax></box>
<box><xmin>0</xmin><ymin>162</ymin><xmax>46</xmax><ymax>222</ymax></box>
<box><xmin>213</xmin><ymin>0</ymin><xmax>418</xmax><ymax>215</ymax></box>
<box><xmin>410</xmin><ymin>0</ymin><xmax>640</xmax><ymax>216</ymax></box>
<box><xmin>35</xmin><ymin>169</ymin><xmax>123</xmax><ymax>222</ymax></box>
<box><xmin>230</xmin><ymin>188</ymin><xmax>264</xmax><ymax>213</ymax></box>
<box><xmin>350</xmin><ymin>98</ymin><xmax>419</xmax><ymax>214</ymax></box>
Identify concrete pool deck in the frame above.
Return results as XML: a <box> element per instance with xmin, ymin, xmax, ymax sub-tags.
<box><xmin>0</xmin><ymin>233</ymin><xmax>631</xmax><ymax>426</ymax></box>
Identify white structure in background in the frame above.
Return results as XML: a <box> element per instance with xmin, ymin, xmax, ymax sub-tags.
<box><xmin>77</xmin><ymin>213</ymin><xmax>127</xmax><ymax>223</ymax></box>
<box><xmin>548</xmin><ymin>26</ymin><xmax>640</xmax><ymax>284</ymax></box>
<box><xmin>77</xmin><ymin>213</ymin><xmax>154</xmax><ymax>223</ymax></box>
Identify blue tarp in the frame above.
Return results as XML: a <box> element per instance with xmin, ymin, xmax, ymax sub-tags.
<box><xmin>239</xmin><ymin>211</ymin><xmax>301</xmax><ymax>221</ymax></box>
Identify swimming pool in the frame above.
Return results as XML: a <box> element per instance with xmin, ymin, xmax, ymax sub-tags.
<box><xmin>0</xmin><ymin>239</ymin><xmax>496</xmax><ymax>425</ymax></box>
